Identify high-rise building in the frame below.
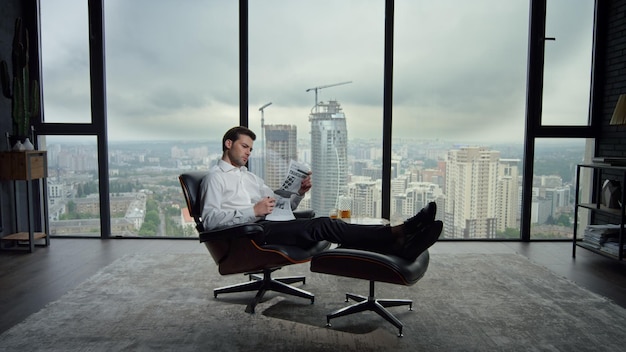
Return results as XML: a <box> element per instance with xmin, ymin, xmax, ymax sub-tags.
<box><xmin>391</xmin><ymin>175</ymin><xmax>409</xmax><ymax>196</ymax></box>
<box><xmin>391</xmin><ymin>159</ymin><xmax>401</xmax><ymax>179</ymax></box>
<box><xmin>309</xmin><ymin>100</ymin><xmax>348</xmax><ymax>216</ymax></box>
<box><xmin>534</xmin><ymin>186</ymin><xmax>571</xmax><ymax>224</ymax></box>
<box><xmin>352</xmin><ymin>160</ymin><xmax>369</xmax><ymax>177</ymax></box>
<box><xmin>347</xmin><ymin>180</ymin><xmax>380</xmax><ymax>218</ymax></box>
<box><xmin>263</xmin><ymin>124</ymin><xmax>297</xmax><ymax>190</ymax></box>
<box><xmin>497</xmin><ymin>159</ymin><xmax>520</xmax><ymax>231</ymax></box>
<box><xmin>390</xmin><ymin>181</ymin><xmax>443</xmax><ymax>224</ymax></box>
<box><xmin>445</xmin><ymin>146</ymin><xmax>501</xmax><ymax>239</ymax></box>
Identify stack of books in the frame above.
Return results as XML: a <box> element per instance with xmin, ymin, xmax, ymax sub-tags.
<box><xmin>583</xmin><ymin>224</ymin><xmax>622</xmax><ymax>256</ymax></box>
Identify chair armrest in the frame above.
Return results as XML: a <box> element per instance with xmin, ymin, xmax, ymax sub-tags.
<box><xmin>199</xmin><ymin>223</ymin><xmax>264</xmax><ymax>243</ymax></box>
<box><xmin>198</xmin><ymin>210</ymin><xmax>313</xmax><ymax>243</ymax></box>
<box><xmin>293</xmin><ymin>209</ymin><xmax>315</xmax><ymax>218</ymax></box>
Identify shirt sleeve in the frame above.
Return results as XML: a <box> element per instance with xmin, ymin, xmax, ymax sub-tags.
<box><xmin>290</xmin><ymin>193</ymin><xmax>304</xmax><ymax>210</ymax></box>
<box><xmin>199</xmin><ymin>172</ymin><xmax>257</xmax><ymax>230</ymax></box>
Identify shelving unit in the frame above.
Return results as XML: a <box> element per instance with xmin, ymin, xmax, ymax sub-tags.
<box><xmin>573</xmin><ymin>163</ymin><xmax>626</xmax><ymax>260</ymax></box>
<box><xmin>0</xmin><ymin>150</ymin><xmax>49</xmax><ymax>252</ymax></box>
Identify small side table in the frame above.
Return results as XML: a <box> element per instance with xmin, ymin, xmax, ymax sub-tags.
<box><xmin>339</xmin><ymin>217</ymin><xmax>390</xmax><ymax>225</ymax></box>
<box><xmin>0</xmin><ymin>150</ymin><xmax>49</xmax><ymax>252</ymax></box>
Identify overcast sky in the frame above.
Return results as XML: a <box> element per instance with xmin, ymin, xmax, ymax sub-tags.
<box><xmin>37</xmin><ymin>0</ymin><xmax>594</xmax><ymax>144</ymax></box>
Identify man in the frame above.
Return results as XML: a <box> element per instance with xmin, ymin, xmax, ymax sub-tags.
<box><xmin>199</xmin><ymin>126</ymin><xmax>442</xmax><ymax>261</ymax></box>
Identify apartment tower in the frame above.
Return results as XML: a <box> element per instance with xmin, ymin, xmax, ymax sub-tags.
<box><xmin>263</xmin><ymin>124</ymin><xmax>298</xmax><ymax>190</ymax></box>
<box><xmin>445</xmin><ymin>146</ymin><xmax>500</xmax><ymax>238</ymax></box>
<box><xmin>497</xmin><ymin>158</ymin><xmax>520</xmax><ymax>232</ymax></box>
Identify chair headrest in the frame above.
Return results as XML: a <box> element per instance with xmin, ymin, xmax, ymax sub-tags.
<box><xmin>179</xmin><ymin>171</ymin><xmax>209</xmax><ymax>219</ymax></box>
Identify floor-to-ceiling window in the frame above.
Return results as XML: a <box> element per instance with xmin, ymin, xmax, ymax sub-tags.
<box><xmin>248</xmin><ymin>0</ymin><xmax>385</xmax><ymax>219</ymax></box>
<box><xmin>392</xmin><ymin>0</ymin><xmax>529</xmax><ymax>238</ymax></box>
<box><xmin>37</xmin><ymin>0</ymin><xmax>597</xmax><ymax>240</ymax></box>
<box><xmin>530</xmin><ymin>0</ymin><xmax>595</xmax><ymax>239</ymax></box>
<box><xmin>39</xmin><ymin>1</ymin><xmax>101</xmax><ymax>237</ymax></box>
<box><xmin>104</xmin><ymin>0</ymin><xmax>239</xmax><ymax>237</ymax></box>
<box><xmin>40</xmin><ymin>0</ymin><xmax>239</xmax><ymax>238</ymax></box>
<box><xmin>103</xmin><ymin>0</ymin><xmax>239</xmax><ymax>237</ymax></box>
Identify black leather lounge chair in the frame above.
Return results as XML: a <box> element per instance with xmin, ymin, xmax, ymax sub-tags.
<box><xmin>179</xmin><ymin>171</ymin><xmax>329</xmax><ymax>313</ymax></box>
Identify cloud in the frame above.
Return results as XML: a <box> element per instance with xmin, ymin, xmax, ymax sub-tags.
<box><xmin>39</xmin><ymin>0</ymin><xmax>594</xmax><ymax>143</ymax></box>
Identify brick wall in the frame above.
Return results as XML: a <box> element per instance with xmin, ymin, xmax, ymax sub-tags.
<box><xmin>597</xmin><ymin>0</ymin><xmax>626</xmax><ymax>158</ymax></box>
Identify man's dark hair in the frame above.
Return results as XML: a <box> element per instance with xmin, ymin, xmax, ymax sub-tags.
<box><xmin>222</xmin><ymin>126</ymin><xmax>256</xmax><ymax>152</ymax></box>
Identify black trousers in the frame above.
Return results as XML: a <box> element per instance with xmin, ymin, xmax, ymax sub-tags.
<box><xmin>257</xmin><ymin>217</ymin><xmax>395</xmax><ymax>252</ymax></box>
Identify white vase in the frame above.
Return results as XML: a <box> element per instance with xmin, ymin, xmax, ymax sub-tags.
<box><xmin>22</xmin><ymin>138</ymin><xmax>34</xmax><ymax>150</ymax></box>
<box><xmin>12</xmin><ymin>140</ymin><xmax>24</xmax><ymax>151</ymax></box>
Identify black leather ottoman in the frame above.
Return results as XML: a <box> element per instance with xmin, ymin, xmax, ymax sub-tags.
<box><xmin>310</xmin><ymin>248</ymin><xmax>430</xmax><ymax>336</ymax></box>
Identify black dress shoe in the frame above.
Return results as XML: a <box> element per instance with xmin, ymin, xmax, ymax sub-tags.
<box><xmin>404</xmin><ymin>202</ymin><xmax>437</xmax><ymax>231</ymax></box>
<box><xmin>399</xmin><ymin>220</ymin><xmax>443</xmax><ymax>261</ymax></box>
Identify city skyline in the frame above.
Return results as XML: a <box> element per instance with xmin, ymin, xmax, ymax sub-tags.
<box><xmin>43</xmin><ymin>133</ymin><xmax>583</xmax><ymax>240</ymax></box>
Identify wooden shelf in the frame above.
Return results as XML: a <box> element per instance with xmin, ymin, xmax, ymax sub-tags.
<box><xmin>576</xmin><ymin>241</ymin><xmax>620</xmax><ymax>260</ymax></box>
<box><xmin>0</xmin><ymin>151</ymin><xmax>47</xmax><ymax>180</ymax></box>
<box><xmin>2</xmin><ymin>232</ymin><xmax>47</xmax><ymax>241</ymax></box>
<box><xmin>577</xmin><ymin>203</ymin><xmax>623</xmax><ymax>216</ymax></box>
<box><xmin>0</xmin><ymin>150</ymin><xmax>50</xmax><ymax>252</ymax></box>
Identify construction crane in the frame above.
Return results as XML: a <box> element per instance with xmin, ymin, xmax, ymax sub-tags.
<box><xmin>306</xmin><ymin>81</ymin><xmax>352</xmax><ymax>112</ymax></box>
<box><xmin>258</xmin><ymin>102</ymin><xmax>272</xmax><ymax>179</ymax></box>
<box><xmin>259</xmin><ymin>102</ymin><xmax>272</xmax><ymax>129</ymax></box>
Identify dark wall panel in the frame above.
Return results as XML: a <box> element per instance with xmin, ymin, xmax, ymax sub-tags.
<box><xmin>598</xmin><ymin>0</ymin><xmax>626</xmax><ymax>158</ymax></box>
<box><xmin>0</xmin><ymin>0</ymin><xmax>27</xmax><ymax>234</ymax></box>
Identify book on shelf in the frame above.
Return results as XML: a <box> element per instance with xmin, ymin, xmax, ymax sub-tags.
<box><xmin>591</xmin><ymin>157</ymin><xmax>626</xmax><ymax>166</ymax></box>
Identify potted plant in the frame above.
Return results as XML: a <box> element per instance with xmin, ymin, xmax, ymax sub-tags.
<box><xmin>1</xmin><ymin>17</ymin><xmax>40</xmax><ymax>150</ymax></box>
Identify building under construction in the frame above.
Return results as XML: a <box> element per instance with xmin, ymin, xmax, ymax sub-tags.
<box><xmin>309</xmin><ymin>100</ymin><xmax>349</xmax><ymax>216</ymax></box>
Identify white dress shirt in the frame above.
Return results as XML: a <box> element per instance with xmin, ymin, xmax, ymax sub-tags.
<box><xmin>199</xmin><ymin>159</ymin><xmax>303</xmax><ymax>230</ymax></box>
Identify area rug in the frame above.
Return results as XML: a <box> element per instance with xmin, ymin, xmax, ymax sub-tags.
<box><xmin>1</xmin><ymin>253</ymin><xmax>626</xmax><ymax>352</ymax></box>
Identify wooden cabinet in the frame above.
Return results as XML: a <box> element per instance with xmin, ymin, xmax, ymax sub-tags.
<box><xmin>573</xmin><ymin>163</ymin><xmax>626</xmax><ymax>260</ymax></box>
<box><xmin>0</xmin><ymin>151</ymin><xmax>49</xmax><ymax>252</ymax></box>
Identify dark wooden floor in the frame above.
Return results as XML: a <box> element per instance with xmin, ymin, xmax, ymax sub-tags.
<box><xmin>1</xmin><ymin>238</ymin><xmax>626</xmax><ymax>335</ymax></box>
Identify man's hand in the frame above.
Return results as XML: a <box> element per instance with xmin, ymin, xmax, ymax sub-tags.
<box><xmin>298</xmin><ymin>172</ymin><xmax>312</xmax><ymax>196</ymax></box>
<box><xmin>254</xmin><ymin>197</ymin><xmax>276</xmax><ymax>216</ymax></box>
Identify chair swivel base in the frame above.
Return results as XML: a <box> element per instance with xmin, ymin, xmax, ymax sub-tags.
<box><xmin>325</xmin><ymin>281</ymin><xmax>412</xmax><ymax>337</ymax></box>
<box><xmin>214</xmin><ymin>268</ymin><xmax>314</xmax><ymax>314</ymax></box>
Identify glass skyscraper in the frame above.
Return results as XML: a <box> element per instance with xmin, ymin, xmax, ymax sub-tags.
<box><xmin>309</xmin><ymin>100</ymin><xmax>348</xmax><ymax>216</ymax></box>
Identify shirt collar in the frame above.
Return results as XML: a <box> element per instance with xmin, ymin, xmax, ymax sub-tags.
<box><xmin>218</xmin><ymin>159</ymin><xmax>247</xmax><ymax>172</ymax></box>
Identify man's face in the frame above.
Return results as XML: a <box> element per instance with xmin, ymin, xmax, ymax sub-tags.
<box><xmin>225</xmin><ymin>134</ymin><xmax>254</xmax><ymax>167</ymax></box>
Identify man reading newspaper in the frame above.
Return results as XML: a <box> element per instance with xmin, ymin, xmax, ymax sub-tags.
<box><xmin>198</xmin><ymin>126</ymin><xmax>442</xmax><ymax>261</ymax></box>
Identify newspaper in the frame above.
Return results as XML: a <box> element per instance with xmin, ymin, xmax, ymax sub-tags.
<box><xmin>265</xmin><ymin>160</ymin><xmax>310</xmax><ymax>221</ymax></box>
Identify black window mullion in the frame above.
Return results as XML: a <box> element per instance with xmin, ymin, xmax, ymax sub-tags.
<box><xmin>88</xmin><ymin>0</ymin><xmax>110</xmax><ymax>238</ymax></box>
<box><xmin>240</xmin><ymin>0</ymin><xmax>248</xmax><ymax>127</ymax></box>
<box><xmin>382</xmin><ymin>0</ymin><xmax>394</xmax><ymax>220</ymax></box>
